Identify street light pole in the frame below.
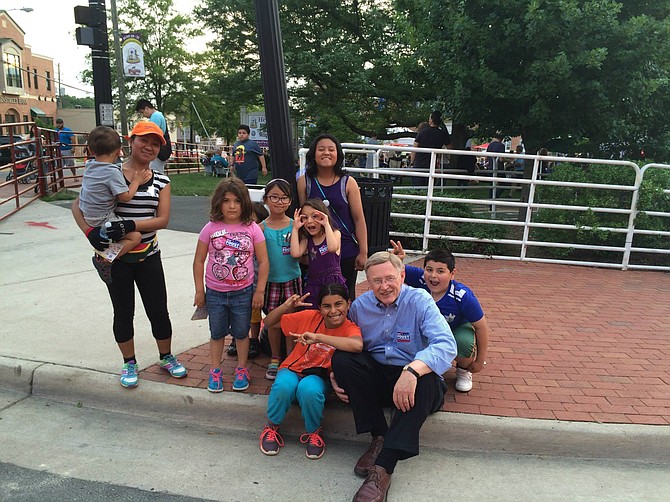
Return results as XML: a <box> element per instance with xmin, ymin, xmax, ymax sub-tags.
<box><xmin>253</xmin><ymin>0</ymin><xmax>295</xmax><ymax>187</ymax></box>
<box><xmin>109</xmin><ymin>0</ymin><xmax>127</xmax><ymax>136</ymax></box>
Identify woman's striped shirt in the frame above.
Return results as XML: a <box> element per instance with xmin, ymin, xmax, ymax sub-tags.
<box><xmin>115</xmin><ymin>170</ymin><xmax>170</xmax><ymax>256</ymax></box>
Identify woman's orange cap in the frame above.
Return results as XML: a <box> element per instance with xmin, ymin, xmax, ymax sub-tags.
<box><xmin>129</xmin><ymin>121</ymin><xmax>166</xmax><ymax>145</ymax></box>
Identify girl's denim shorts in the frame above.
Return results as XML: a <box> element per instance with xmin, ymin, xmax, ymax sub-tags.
<box><xmin>206</xmin><ymin>285</ymin><xmax>253</xmax><ymax>340</ymax></box>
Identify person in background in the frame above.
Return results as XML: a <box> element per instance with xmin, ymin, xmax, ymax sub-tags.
<box><xmin>135</xmin><ymin>99</ymin><xmax>168</xmax><ymax>174</ymax></box>
<box><xmin>56</xmin><ymin>118</ymin><xmax>77</xmax><ymax>180</ymax></box>
<box><xmin>410</xmin><ymin>112</ymin><xmax>452</xmax><ymax>186</ymax></box>
<box><xmin>231</xmin><ymin>125</ymin><xmax>267</xmax><ymax>184</ymax></box>
<box><xmin>486</xmin><ymin>133</ymin><xmax>506</xmax><ymax>171</ymax></box>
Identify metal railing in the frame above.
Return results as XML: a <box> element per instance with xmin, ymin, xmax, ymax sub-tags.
<box><xmin>299</xmin><ymin>143</ymin><xmax>669</xmax><ymax>271</ymax></box>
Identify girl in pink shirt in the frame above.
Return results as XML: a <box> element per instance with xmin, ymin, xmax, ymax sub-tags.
<box><xmin>193</xmin><ymin>178</ymin><xmax>269</xmax><ymax>392</ymax></box>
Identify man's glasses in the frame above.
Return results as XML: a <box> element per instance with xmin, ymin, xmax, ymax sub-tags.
<box><xmin>267</xmin><ymin>195</ymin><xmax>291</xmax><ymax>204</ymax></box>
<box><xmin>369</xmin><ymin>275</ymin><xmax>401</xmax><ymax>287</ymax></box>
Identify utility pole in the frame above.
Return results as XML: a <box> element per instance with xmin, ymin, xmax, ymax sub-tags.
<box><xmin>253</xmin><ymin>0</ymin><xmax>295</xmax><ymax>186</ymax></box>
<box><xmin>57</xmin><ymin>64</ymin><xmax>62</xmax><ymax>109</ymax></box>
<box><xmin>74</xmin><ymin>0</ymin><xmax>114</xmax><ymax>127</ymax></box>
<box><xmin>109</xmin><ymin>0</ymin><xmax>127</xmax><ymax>136</ymax></box>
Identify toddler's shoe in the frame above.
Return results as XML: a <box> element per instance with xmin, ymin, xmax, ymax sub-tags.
<box><xmin>92</xmin><ymin>254</ymin><xmax>113</xmax><ymax>285</ymax></box>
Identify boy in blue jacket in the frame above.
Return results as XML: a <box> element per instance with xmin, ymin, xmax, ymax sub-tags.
<box><xmin>390</xmin><ymin>241</ymin><xmax>489</xmax><ymax>392</ymax></box>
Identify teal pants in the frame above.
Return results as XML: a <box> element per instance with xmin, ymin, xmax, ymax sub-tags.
<box><xmin>267</xmin><ymin>368</ymin><xmax>328</xmax><ymax>433</ymax></box>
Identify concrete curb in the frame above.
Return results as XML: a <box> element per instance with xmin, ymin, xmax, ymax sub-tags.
<box><xmin>0</xmin><ymin>356</ymin><xmax>44</xmax><ymax>394</ymax></box>
<box><xmin>2</xmin><ymin>358</ymin><xmax>669</xmax><ymax>463</ymax></box>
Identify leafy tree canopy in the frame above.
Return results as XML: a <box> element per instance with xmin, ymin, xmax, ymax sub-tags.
<box><xmin>397</xmin><ymin>0</ymin><xmax>670</xmax><ymax>157</ymax></box>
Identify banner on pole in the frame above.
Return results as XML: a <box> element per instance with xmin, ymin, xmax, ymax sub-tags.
<box><xmin>248</xmin><ymin>112</ymin><xmax>268</xmax><ymax>147</ymax></box>
<box><xmin>121</xmin><ymin>33</ymin><xmax>145</xmax><ymax>78</ymax></box>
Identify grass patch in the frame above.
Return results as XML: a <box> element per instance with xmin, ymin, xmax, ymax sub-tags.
<box><xmin>41</xmin><ymin>189</ymin><xmax>79</xmax><ymax>202</ymax></box>
<box><xmin>169</xmin><ymin>172</ymin><xmax>274</xmax><ymax>196</ymax></box>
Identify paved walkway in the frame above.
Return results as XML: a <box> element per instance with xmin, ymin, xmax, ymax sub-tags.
<box><xmin>146</xmin><ymin>257</ymin><xmax>670</xmax><ymax>425</ymax></box>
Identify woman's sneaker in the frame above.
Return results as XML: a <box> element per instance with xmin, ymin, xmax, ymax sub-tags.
<box><xmin>233</xmin><ymin>367</ymin><xmax>250</xmax><ymax>391</ymax></box>
<box><xmin>208</xmin><ymin>368</ymin><xmax>223</xmax><ymax>393</ymax></box>
<box><xmin>300</xmin><ymin>427</ymin><xmax>326</xmax><ymax>460</ymax></box>
<box><xmin>455</xmin><ymin>367</ymin><xmax>473</xmax><ymax>392</ymax></box>
<box><xmin>120</xmin><ymin>362</ymin><xmax>139</xmax><ymax>388</ymax></box>
<box><xmin>259</xmin><ymin>424</ymin><xmax>284</xmax><ymax>456</ymax></box>
<box><xmin>159</xmin><ymin>355</ymin><xmax>188</xmax><ymax>378</ymax></box>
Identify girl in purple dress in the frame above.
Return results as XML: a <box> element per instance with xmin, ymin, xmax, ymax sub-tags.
<box><xmin>290</xmin><ymin>199</ymin><xmax>346</xmax><ymax>309</ymax></box>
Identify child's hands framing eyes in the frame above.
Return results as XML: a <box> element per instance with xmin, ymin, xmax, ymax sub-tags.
<box><xmin>293</xmin><ymin>209</ymin><xmax>305</xmax><ymax>230</ymax></box>
<box><xmin>311</xmin><ymin>210</ymin><xmax>329</xmax><ymax>227</ymax></box>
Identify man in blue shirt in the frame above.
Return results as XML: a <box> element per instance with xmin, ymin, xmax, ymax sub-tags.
<box><xmin>56</xmin><ymin>118</ymin><xmax>76</xmax><ymax>180</ymax></box>
<box><xmin>135</xmin><ymin>99</ymin><xmax>168</xmax><ymax>174</ymax></box>
<box><xmin>331</xmin><ymin>252</ymin><xmax>456</xmax><ymax>502</ymax></box>
<box><xmin>230</xmin><ymin>124</ymin><xmax>267</xmax><ymax>184</ymax></box>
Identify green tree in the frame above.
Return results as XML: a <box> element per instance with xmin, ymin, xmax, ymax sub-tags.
<box><xmin>59</xmin><ymin>95</ymin><xmax>95</xmax><ymax>109</ymax></box>
<box><xmin>196</xmin><ymin>0</ymin><xmax>431</xmax><ymax>140</ymax></box>
<box><xmin>398</xmin><ymin>0</ymin><xmax>670</xmax><ymax>157</ymax></box>
<box><xmin>114</xmin><ymin>0</ymin><xmax>203</xmax><ymax>120</ymax></box>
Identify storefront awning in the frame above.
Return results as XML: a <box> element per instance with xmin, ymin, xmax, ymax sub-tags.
<box><xmin>30</xmin><ymin>107</ymin><xmax>46</xmax><ymax>117</ymax></box>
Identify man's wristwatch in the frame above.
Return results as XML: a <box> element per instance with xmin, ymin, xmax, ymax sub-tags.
<box><xmin>402</xmin><ymin>364</ymin><xmax>420</xmax><ymax>379</ymax></box>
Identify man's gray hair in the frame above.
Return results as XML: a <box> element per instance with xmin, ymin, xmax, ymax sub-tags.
<box><xmin>365</xmin><ymin>251</ymin><xmax>403</xmax><ymax>274</ymax></box>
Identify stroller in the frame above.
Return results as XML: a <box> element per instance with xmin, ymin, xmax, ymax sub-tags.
<box><xmin>3</xmin><ymin>142</ymin><xmax>37</xmax><ymax>184</ymax></box>
<box><xmin>4</xmin><ymin>160</ymin><xmax>37</xmax><ymax>184</ymax></box>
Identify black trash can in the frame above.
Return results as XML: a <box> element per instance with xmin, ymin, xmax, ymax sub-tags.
<box><xmin>356</xmin><ymin>177</ymin><xmax>394</xmax><ymax>256</ymax></box>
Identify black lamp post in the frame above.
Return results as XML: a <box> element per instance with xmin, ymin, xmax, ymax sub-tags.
<box><xmin>253</xmin><ymin>0</ymin><xmax>296</xmax><ymax>190</ymax></box>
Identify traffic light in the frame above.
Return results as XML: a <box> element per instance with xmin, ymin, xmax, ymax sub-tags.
<box><xmin>74</xmin><ymin>2</ymin><xmax>107</xmax><ymax>48</ymax></box>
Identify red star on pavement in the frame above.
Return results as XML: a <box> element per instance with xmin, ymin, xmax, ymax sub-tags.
<box><xmin>26</xmin><ymin>221</ymin><xmax>58</xmax><ymax>230</ymax></box>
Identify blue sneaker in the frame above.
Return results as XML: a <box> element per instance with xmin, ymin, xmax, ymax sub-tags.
<box><xmin>233</xmin><ymin>367</ymin><xmax>250</xmax><ymax>391</ymax></box>
<box><xmin>208</xmin><ymin>368</ymin><xmax>223</xmax><ymax>393</ymax></box>
<box><xmin>159</xmin><ymin>355</ymin><xmax>188</xmax><ymax>378</ymax></box>
<box><xmin>120</xmin><ymin>362</ymin><xmax>138</xmax><ymax>388</ymax></box>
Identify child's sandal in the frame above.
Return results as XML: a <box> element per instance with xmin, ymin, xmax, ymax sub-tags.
<box><xmin>92</xmin><ymin>254</ymin><xmax>113</xmax><ymax>285</ymax></box>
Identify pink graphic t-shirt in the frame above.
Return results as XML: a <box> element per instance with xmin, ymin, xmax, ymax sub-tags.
<box><xmin>198</xmin><ymin>221</ymin><xmax>265</xmax><ymax>292</ymax></box>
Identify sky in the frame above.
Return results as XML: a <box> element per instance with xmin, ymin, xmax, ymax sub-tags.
<box><xmin>5</xmin><ymin>0</ymin><xmax>209</xmax><ymax>98</ymax></box>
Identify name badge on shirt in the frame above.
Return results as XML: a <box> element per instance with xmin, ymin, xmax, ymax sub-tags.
<box><xmin>226</xmin><ymin>238</ymin><xmax>242</xmax><ymax>249</ymax></box>
<box><xmin>318</xmin><ymin>243</ymin><xmax>329</xmax><ymax>255</ymax></box>
<box><xmin>396</xmin><ymin>332</ymin><xmax>411</xmax><ymax>343</ymax></box>
<box><xmin>282</xmin><ymin>245</ymin><xmax>291</xmax><ymax>255</ymax></box>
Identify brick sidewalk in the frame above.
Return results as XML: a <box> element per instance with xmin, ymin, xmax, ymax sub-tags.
<box><xmin>146</xmin><ymin>258</ymin><xmax>670</xmax><ymax>425</ymax></box>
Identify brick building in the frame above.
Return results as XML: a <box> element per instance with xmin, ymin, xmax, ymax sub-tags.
<box><xmin>0</xmin><ymin>10</ymin><xmax>57</xmax><ymax>136</ymax></box>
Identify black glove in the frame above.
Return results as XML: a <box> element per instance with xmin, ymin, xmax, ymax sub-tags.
<box><xmin>107</xmin><ymin>220</ymin><xmax>137</xmax><ymax>241</ymax></box>
<box><xmin>86</xmin><ymin>226</ymin><xmax>109</xmax><ymax>251</ymax></box>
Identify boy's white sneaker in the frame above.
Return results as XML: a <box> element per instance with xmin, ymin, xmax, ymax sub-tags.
<box><xmin>455</xmin><ymin>367</ymin><xmax>473</xmax><ymax>392</ymax></box>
